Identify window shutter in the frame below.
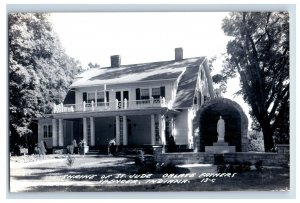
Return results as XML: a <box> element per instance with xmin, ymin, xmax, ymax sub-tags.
<box><xmin>63</xmin><ymin>89</ymin><xmax>75</xmax><ymax>104</ymax></box>
<box><xmin>136</xmin><ymin>88</ymin><xmax>140</xmax><ymax>100</ymax></box>
<box><xmin>106</xmin><ymin>91</ymin><xmax>109</xmax><ymax>102</ymax></box>
<box><xmin>160</xmin><ymin>86</ymin><xmax>165</xmax><ymax>98</ymax></box>
<box><xmin>83</xmin><ymin>92</ymin><xmax>87</xmax><ymax>102</ymax></box>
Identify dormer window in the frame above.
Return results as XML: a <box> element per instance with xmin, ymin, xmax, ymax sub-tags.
<box><xmin>194</xmin><ymin>96</ymin><xmax>198</xmax><ymax>104</ymax></box>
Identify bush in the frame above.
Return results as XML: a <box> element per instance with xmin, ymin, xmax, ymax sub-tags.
<box><xmin>255</xmin><ymin>160</ymin><xmax>263</xmax><ymax>171</ymax></box>
<box><xmin>158</xmin><ymin>162</ymin><xmax>177</xmax><ymax>174</ymax></box>
<box><xmin>217</xmin><ymin>161</ymin><xmax>252</xmax><ymax>173</ymax></box>
<box><xmin>135</xmin><ymin>151</ymin><xmax>157</xmax><ymax>173</ymax></box>
<box><xmin>66</xmin><ymin>155</ymin><xmax>75</xmax><ymax>167</ymax></box>
<box><xmin>248</xmin><ymin>131</ymin><xmax>265</xmax><ymax>152</ymax></box>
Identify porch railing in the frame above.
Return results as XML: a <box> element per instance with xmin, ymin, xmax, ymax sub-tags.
<box><xmin>52</xmin><ymin>97</ymin><xmax>169</xmax><ymax>113</ymax></box>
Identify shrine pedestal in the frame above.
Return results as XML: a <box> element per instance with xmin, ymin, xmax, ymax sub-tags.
<box><xmin>205</xmin><ymin>141</ymin><xmax>236</xmax><ymax>153</ymax></box>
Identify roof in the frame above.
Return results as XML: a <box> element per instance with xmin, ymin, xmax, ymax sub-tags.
<box><xmin>172</xmin><ymin>64</ymin><xmax>202</xmax><ymax>108</ymax></box>
<box><xmin>69</xmin><ymin>56</ymin><xmax>207</xmax><ymax>109</ymax></box>
<box><xmin>70</xmin><ymin>57</ymin><xmax>205</xmax><ymax>87</ymax></box>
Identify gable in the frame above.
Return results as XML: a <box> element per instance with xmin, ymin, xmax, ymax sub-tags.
<box><xmin>172</xmin><ymin>65</ymin><xmax>200</xmax><ymax>109</ymax></box>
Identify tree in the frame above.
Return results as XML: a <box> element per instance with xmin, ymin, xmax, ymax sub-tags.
<box><xmin>248</xmin><ymin>130</ymin><xmax>265</xmax><ymax>152</ymax></box>
<box><xmin>222</xmin><ymin>12</ymin><xmax>289</xmax><ymax>152</ymax></box>
<box><xmin>212</xmin><ymin>73</ymin><xmax>227</xmax><ymax>95</ymax></box>
<box><xmin>88</xmin><ymin>62</ymin><xmax>100</xmax><ymax>69</ymax></box>
<box><xmin>9</xmin><ymin>13</ymin><xmax>82</xmax><ymax>152</ymax></box>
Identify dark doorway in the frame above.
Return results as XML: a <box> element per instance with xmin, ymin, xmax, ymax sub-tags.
<box><xmin>116</xmin><ymin>91</ymin><xmax>121</xmax><ymax>101</ymax></box>
<box><xmin>199</xmin><ymin>103</ymin><xmax>242</xmax><ymax>152</ymax></box>
<box><xmin>116</xmin><ymin>91</ymin><xmax>129</xmax><ymax>108</ymax></box>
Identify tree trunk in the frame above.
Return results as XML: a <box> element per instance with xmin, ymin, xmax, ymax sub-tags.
<box><xmin>261</xmin><ymin>123</ymin><xmax>275</xmax><ymax>152</ymax></box>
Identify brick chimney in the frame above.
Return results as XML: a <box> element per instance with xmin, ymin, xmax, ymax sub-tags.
<box><xmin>110</xmin><ymin>55</ymin><xmax>121</xmax><ymax>68</ymax></box>
<box><xmin>175</xmin><ymin>47</ymin><xmax>183</xmax><ymax>61</ymax></box>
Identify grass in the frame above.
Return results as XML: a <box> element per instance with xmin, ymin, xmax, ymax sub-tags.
<box><xmin>10</xmin><ymin>155</ymin><xmax>290</xmax><ymax>192</ymax></box>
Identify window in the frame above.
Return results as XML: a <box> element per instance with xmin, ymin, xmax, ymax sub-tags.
<box><xmin>152</xmin><ymin>88</ymin><xmax>160</xmax><ymax>99</ymax></box>
<box><xmin>97</xmin><ymin>91</ymin><xmax>109</xmax><ymax>103</ymax></box>
<box><xmin>136</xmin><ymin>86</ymin><xmax>165</xmax><ymax>101</ymax></box>
<box><xmin>43</xmin><ymin>126</ymin><xmax>48</xmax><ymax>138</ymax></box>
<box><xmin>140</xmin><ymin>88</ymin><xmax>150</xmax><ymax>100</ymax></box>
<box><xmin>43</xmin><ymin>125</ymin><xmax>52</xmax><ymax>138</ymax></box>
<box><xmin>87</xmin><ymin>92</ymin><xmax>95</xmax><ymax>103</ymax></box>
<box><xmin>97</xmin><ymin>92</ymin><xmax>104</xmax><ymax>102</ymax></box>
<box><xmin>201</xmin><ymin>70</ymin><xmax>204</xmax><ymax>80</ymax></box>
<box><xmin>194</xmin><ymin>95</ymin><xmax>198</xmax><ymax>105</ymax></box>
<box><xmin>84</xmin><ymin>91</ymin><xmax>109</xmax><ymax>104</ymax></box>
<box><xmin>48</xmin><ymin>125</ymin><xmax>52</xmax><ymax>138</ymax></box>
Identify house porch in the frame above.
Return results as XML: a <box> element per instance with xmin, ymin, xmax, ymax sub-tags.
<box><xmin>39</xmin><ymin>108</ymin><xmax>178</xmax><ymax>152</ymax></box>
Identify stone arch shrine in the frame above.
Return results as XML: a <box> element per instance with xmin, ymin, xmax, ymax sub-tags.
<box><xmin>197</xmin><ymin>98</ymin><xmax>249</xmax><ymax>152</ymax></box>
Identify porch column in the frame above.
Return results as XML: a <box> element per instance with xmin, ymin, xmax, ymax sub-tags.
<box><xmin>52</xmin><ymin>119</ymin><xmax>58</xmax><ymax>147</ymax></box>
<box><xmin>83</xmin><ymin>117</ymin><xmax>88</xmax><ymax>144</ymax></box>
<box><xmin>58</xmin><ymin>118</ymin><xmax>64</xmax><ymax>146</ymax></box>
<box><xmin>115</xmin><ymin>116</ymin><xmax>120</xmax><ymax>145</ymax></box>
<box><xmin>151</xmin><ymin>114</ymin><xmax>155</xmax><ymax>145</ymax></box>
<box><xmin>95</xmin><ymin>90</ymin><xmax>97</xmax><ymax>107</ymax></box>
<box><xmin>122</xmin><ymin>116</ymin><xmax>128</xmax><ymax>145</ymax></box>
<box><xmin>158</xmin><ymin>114</ymin><xmax>166</xmax><ymax>145</ymax></box>
<box><xmin>90</xmin><ymin>117</ymin><xmax>95</xmax><ymax>146</ymax></box>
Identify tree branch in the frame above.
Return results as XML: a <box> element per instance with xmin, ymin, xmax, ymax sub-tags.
<box><xmin>269</xmin><ymin>83</ymin><xmax>289</xmax><ymax>120</ymax></box>
<box><xmin>270</xmin><ymin>94</ymin><xmax>289</xmax><ymax>132</ymax></box>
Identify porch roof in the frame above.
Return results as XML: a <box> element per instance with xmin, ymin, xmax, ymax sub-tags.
<box><xmin>48</xmin><ymin>108</ymin><xmax>179</xmax><ymax>119</ymax></box>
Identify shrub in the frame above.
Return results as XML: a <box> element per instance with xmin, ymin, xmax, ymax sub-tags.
<box><xmin>66</xmin><ymin>155</ymin><xmax>75</xmax><ymax>167</ymax></box>
<box><xmin>217</xmin><ymin>161</ymin><xmax>252</xmax><ymax>173</ymax></box>
<box><xmin>135</xmin><ymin>152</ymin><xmax>157</xmax><ymax>173</ymax></box>
<box><xmin>158</xmin><ymin>162</ymin><xmax>177</xmax><ymax>174</ymax></box>
<box><xmin>255</xmin><ymin>160</ymin><xmax>263</xmax><ymax>171</ymax></box>
<box><xmin>248</xmin><ymin>130</ymin><xmax>265</xmax><ymax>152</ymax></box>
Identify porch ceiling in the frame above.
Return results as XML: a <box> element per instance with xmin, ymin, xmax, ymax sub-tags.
<box><xmin>50</xmin><ymin>108</ymin><xmax>179</xmax><ymax>119</ymax></box>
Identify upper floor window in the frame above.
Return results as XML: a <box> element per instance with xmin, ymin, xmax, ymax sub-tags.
<box><xmin>43</xmin><ymin>125</ymin><xmax>52</xmax><ymax>138</ymax></box>
<box><xmin>97</xmin><ymin>92</ymin><xmax>104</xmax><ymax>102</ymax></box>
<box><xmin>97</xmin><ymin>91</ymin><xmax>109</xmax><ymax>103</ymax></box>
<box><xmin>194</xmin><ymin>96</ymin><xmax>197</xmax><ymax>105</ymax></box>
<box><xmin>140</xmin><ymin>88</ymin><xmax>150</xmax><ymax>100</ymax></box>
<box><xmin>83</xmin><ymin>91</ymin><xmax>109</xmax><ymax>103</ymax></box>
<box><xmin>152</xmin><ymin>88</ymin><xmax>161</xmax><ymax>99</ymax></box>
<box><xmin>136</xmin><ymin>86</ymin><xmax>165</xmax><ymax>101</ymax></box>
<box><xmin>201</xmin><ymin>70</ymin><xmax>204</xmax><ymax>80</ymax></box>
<box><xmin>87</xmin><ymin>92</ymin><xmax>95</xmax><ymax>103</ymax></box>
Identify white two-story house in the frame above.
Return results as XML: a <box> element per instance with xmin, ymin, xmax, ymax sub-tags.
<box><xmin>38</xmin><ymin>48</ymin><xmax>215</xmax><ymax>152</ymax></box>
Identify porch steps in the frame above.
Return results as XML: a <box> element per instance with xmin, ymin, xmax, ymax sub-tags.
<box><xmin>86</xmin><ymin>147</ymin><xmax>109</xmax><ymax>155</ymax></box>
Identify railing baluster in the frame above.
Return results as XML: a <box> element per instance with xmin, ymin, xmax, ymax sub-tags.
<box><xmin>53</xmin><ymin>98</ymin><xmax>170</xmax><ymax>114</ymax></box>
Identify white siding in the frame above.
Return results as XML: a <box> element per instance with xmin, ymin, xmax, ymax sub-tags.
<box><xmin>38</xmin><ymin>118</ymin><xmax>53</xmax><ymax>148</ymax></box>
<box><xmin>187</xmin><ymin>108</ymin><xmax>196</xmax><ymax>148</ymax></box>
<box><xmin>174</xmin><ymin>110</ymin><xmax>189</xmax><ymax>145</ymax></box>
<box><xmin>74</xmin><ymin>80</ymin><xmax>175</xmax><ymax>105</ymax></box>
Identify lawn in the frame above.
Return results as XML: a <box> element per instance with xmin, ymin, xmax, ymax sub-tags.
<box><xmin>10</xmin><ymin>154</ymin><xmax>290</xmax><ymax>192</ymax></box>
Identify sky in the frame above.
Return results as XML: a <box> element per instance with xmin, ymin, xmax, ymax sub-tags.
<box><xmin>49</xmin><ymin>12</ymin><xmax>251</xmax><ymax>126</ymax></box>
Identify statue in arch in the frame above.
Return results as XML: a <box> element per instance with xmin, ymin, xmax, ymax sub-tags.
<box><xmin>217</xmin><ymin>116</ymin><xmax>225</xmax><ymax>142</ymax></box>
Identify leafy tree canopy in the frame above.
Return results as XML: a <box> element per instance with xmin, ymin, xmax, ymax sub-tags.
<box><xmin>9</xmin><ymin>13</ymin><xmax>82</xmax><ymax>150</ymax></box>
<box><xmin>222</xmin><ymin>12</ymin><xmax>289</xmax><ymax>151</ymax></box>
